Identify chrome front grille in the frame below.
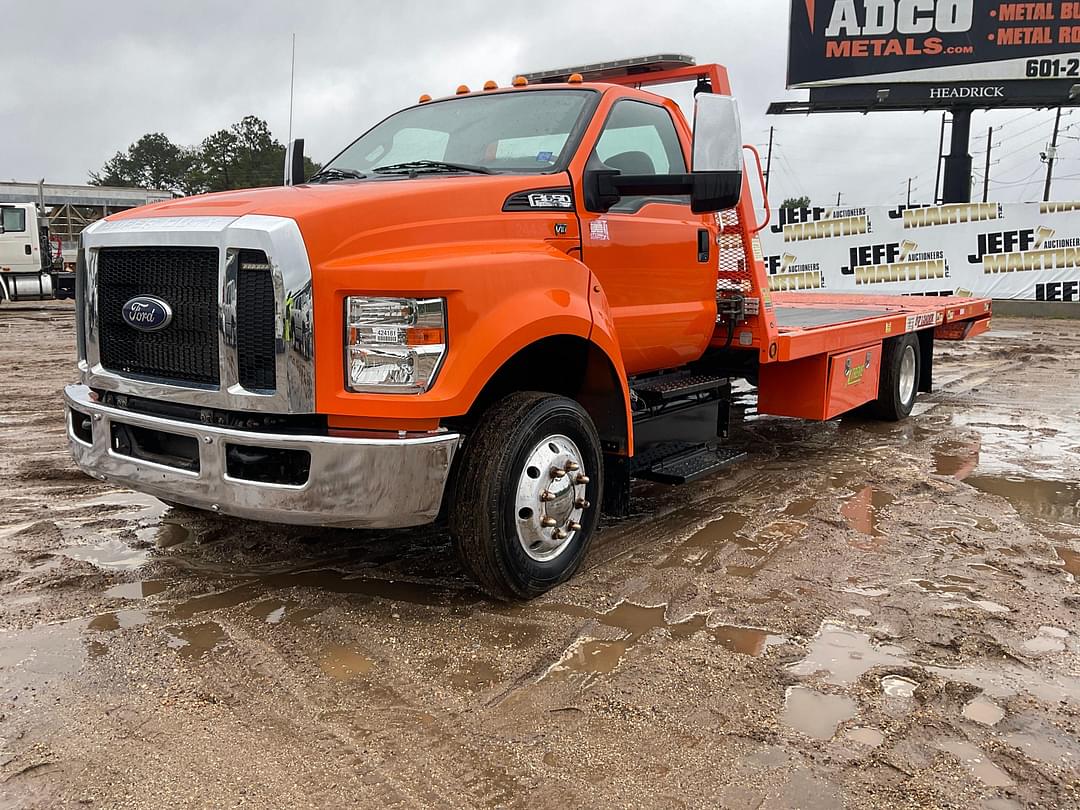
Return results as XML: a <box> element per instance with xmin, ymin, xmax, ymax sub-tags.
<box><xmin>79</xmin><ymin>215</ymin><xmax>315</xmax><ymax>414</ymax></box>
<box><xmin>97</xmin><ymin>246</ymin><xmax>220</xmax><ymax>386</ymax></box>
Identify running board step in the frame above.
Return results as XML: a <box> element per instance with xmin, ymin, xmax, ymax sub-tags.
<box><xmin>632</xmin><ymin>373</ymin><xmax>726</xmax><ymax>407</ymax></box>
<box><xmin>636</xmin><ymin>446</ymin><xmax>747</xmax><ymax>485</ymax></box>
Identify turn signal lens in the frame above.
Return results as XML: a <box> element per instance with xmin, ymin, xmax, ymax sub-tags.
<box><xmin>345</xmin><ymin>297</ymin><xmax>447</xmax><ymax>393</ymax></box>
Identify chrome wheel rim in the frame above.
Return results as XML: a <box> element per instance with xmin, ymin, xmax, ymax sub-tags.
<box><xmin>514</xmin><ymin>434</ymin><xmax>589</xmax><ymax>562</ymax></box>
<box><xmin>898</xmin><ymin>344</ymin><xmax>917</xmax><ymax>406</ymax></box>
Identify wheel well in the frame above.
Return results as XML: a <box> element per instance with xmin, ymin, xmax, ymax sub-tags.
<box><xmin>452</xmin><ymin>335</ymin><xmax>629</xmax><ymax>454</ymax></box>
<box><xmin>916</xmin><ymin>329</ymin><xmax>934</xmax><ymax>393</ymax></box>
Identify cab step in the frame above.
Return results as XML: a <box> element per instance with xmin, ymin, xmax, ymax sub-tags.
<box><xmin>634</xmin><ymin>443</ymin><xmax>747</xmax><ymax>485</ymax></box>
<box><xmin>632</xmin><ymin>373</ymin><xmax>726</xmax><ymax>408</ymax></box>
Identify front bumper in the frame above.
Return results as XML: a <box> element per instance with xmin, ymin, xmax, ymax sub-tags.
<box><xmin>63</xmin><ymin>384</ymin><xmax>461</xmax><ymax>529</ymax></box>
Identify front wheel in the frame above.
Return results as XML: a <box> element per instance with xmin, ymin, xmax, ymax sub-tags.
<box><xmin>449</xmin><ymin>392</ymin><xmax>603</xmax><ymax>600</ymax></box>
<box><xmin>871</xmin><ymin>334</ymin><xmax>921</xmax><ymax>421</ymax></box>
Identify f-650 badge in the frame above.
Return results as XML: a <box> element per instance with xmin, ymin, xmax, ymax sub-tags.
<box><xmin>121</xmin><ymin>296</ymin><xmax>173</xmax><ymax>332</ymax></box>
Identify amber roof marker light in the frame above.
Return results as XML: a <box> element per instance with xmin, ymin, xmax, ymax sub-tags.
<box><xmin>512</xmin><ymin>75</ymin><xmax>528</xmax><ymax>87</ymax></box>
<box><xmin>456</xmin><ymin>84</ymin><xmax>470</xmax><ymax>95</ymax></box>
<box><xmin>418</xmin><ymin>94</ymin><xmax>432</xmax><ymax>103</ymax></box>
<box><xmin>483</xmin><ymin>80</ymin><xmax>498</xmax><ymax>91</ymax></box>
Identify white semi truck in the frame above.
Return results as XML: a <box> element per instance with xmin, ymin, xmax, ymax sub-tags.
<box><xmin>0</xmin><ymin>203</ymin><xmax>63</xmax><ymax>302</ymax></box>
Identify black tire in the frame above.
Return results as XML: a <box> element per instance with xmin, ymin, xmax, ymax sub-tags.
<box><xmin>449</xmin><ymin>392</ymin><xmax>603</xmax><ymax>600</ymax></box>
<box><xmin>870</xmin><ymin>334</ymin><xmax>921</xmax><ymax>421</ymax></box>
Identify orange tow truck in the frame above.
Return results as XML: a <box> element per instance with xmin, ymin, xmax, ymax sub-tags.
<box><xmin>64</xmin><ymin>56</ymin><xmax>991</xmax><ymax>599</ymax></box>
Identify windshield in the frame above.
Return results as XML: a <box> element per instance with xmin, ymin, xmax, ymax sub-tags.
<box><xmin>323</xmin><ymin>90</ymin><xmax>595</xmax><ymax>176</ymax></box>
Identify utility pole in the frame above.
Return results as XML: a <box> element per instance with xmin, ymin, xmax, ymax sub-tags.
<box><xmin>1043</xmin><ymin>107</ymin><xmax>1063</xmax><ymax>202</ymax></box>
<box><xmin>934</xmin><ymin>112</ymin><xmax>947</xmax><ymax>204</ymax></box>
<box><xmin>943</xmin><ymin>107</ymin><xmax>973</xmax><ymax>204</ymax></box>
<box><xmin>983</xmin><ymin>126</ymin><xmax>994</xmax><ymax>203</ymax></box>
<box><xmin>907</xmin><ymin>177</ymin><xmax>912</xmax><ymax>206</ymax></box>
<box><xmin>836</xmin><ymin>191</ymin><xmax>842</xmax><ymax>206</ymax></box>
<box><xmin>764</xmin><ymin>127</ymin><xmax>775</xmax><ymax>194</ymax></box>
<box><xmin>287</xmin><ymin>33</ymin><xmax>296</xmax><ymax>144</ymax></box>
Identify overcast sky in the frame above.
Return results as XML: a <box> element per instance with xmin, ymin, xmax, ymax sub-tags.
<box><xmin>3</xmin><ymin>0</ymin><xmax>1078</xmax><ymax>206</ymax></box>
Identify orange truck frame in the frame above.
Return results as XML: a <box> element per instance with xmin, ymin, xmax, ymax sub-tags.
<box><xmin>64</xmin><ymin>55</ymin><xmax>991</xmax><ymax>599</ymax></box>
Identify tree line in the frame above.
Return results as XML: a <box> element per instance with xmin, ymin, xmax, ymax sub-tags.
<box><xmin>89</xmin><ymin>116</ymin><xmax>320</xmax><ymax>195</ymax></box>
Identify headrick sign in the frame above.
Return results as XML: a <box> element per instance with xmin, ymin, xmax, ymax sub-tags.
<box><xmin>789</xmin><ymin>1</ymin><xmax>1080</xmax><ymax>94</ymax></box>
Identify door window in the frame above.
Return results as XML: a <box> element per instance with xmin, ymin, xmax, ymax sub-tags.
<box><xmin>1</xmin><ymin>207</ymin><xmax>26</xmax><ymax>233</ymax></box>
<box><xmin>593</xmin><ymin>100</ymin><xmax>687</xmax><ymax>176</ymax></box>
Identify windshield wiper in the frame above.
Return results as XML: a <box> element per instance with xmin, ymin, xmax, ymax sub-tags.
<box><xmin>372</xmin><ymin>160</ymin><xmax>495</xmax><ymax>176</ymax></box>
<box><xmin>308</xmin><ymin>167</ymin><xmax>367</xmax><ymax>183</ymax></box>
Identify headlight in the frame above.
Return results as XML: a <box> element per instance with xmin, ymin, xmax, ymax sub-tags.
<box><xmin>345</xmin><ymin>296</ymin><xmax>446</xmax><ymax>393</ymax></box>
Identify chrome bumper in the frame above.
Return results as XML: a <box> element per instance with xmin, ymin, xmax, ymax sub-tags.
<box><xmin>63</xmin><ymin>385</ymin><xmax>461</xmax><ymax>529</ymax></box>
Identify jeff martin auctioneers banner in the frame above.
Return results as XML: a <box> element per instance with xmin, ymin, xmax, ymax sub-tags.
<box><xmin>758</xmin><ymin>202</ymin><xmax>1080</xmax><ymax>302</ymax></box>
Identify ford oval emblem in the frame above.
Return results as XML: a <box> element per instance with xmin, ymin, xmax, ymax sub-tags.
<box><xmin>121</xmin><ymin>296</ymin><xmax>173</xmax><ymax>332</ymax></box>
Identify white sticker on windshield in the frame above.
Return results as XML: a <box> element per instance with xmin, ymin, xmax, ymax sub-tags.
<box><xmin>590</xmin><ymin>219</ymin><xmax>609</xmax><ymax>242</ymax></box>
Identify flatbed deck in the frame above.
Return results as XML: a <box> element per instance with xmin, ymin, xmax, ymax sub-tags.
<box><xmin>768</xmin><ymin>292</ymin><xmax>992</xmax><ymax>362</ymax></box>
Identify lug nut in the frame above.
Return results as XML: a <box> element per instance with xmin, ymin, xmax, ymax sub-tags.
<box><xmin>553</xmin><ymin>528</ymin><xmax>569</xmax><ymax>540</ymax></box>
<box><xmin>551</xmin><ymin>468</ymin><xmax>566</xmax><ymax>479</ymax></box>
<box><xmin>575</xmin><ymin>474</ymin><xmax>590</xmax><ymax>485</ymax></box>
<box><xmin>568</xmin><ymin>522</ymin><xmax>582</xmax><ymax>531</ymax></box>
<box><xmin>541</xmin><ymin>517</ymin><xmax>557</xmax><ymax>528</ymax></box>
<box><xmin>575</xmin><ymin>498</ymin><xmax>590</xmax><ymax>509</ymax></box>
<box><xmin>540</xmin><ymin>490</ymin><xmax>555</xmax><ymax>502</ymax></box>
<box><xmin>565</xmin><ymin>461</ymin><xmax>580</xmax><ymax>472</ymax></box>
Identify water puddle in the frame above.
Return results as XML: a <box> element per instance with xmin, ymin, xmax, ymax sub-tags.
<box><xmin>910</xmin><ymin>580</ymin><xmax>1010</xmax><ymax>614</ymax></box>
<box><xmin>165</xmin><ymin>622</ymin><xmax>226</xmax><ymax>660</ymax></box>
<box><xmin>0</xmin><ymin>621</ymin><xmax>85</xmax><ymax>692</ymax></box>
<box><xmin>104</xmin><ymin>580</ymin><xmax>168</xmax><ymax>600</ymax></box>
<box><xmin>933</xmin><ymin>438</ymin><xmax>981</xmax><ymax>480</ymax></box>
<box><xmin>840</xmin><ymin>487</ymin><xmax>895</xmax><ymax>539</ymax></box>
<box><xmin>963</xmin><ymin>695</ymin><xmax>1005</xmax><ymax>726</ymax></box>
<box><xmin>881</xmin><ymin>675</ymin><xmax>918</xmax><ymax>698</ymax></box>
<box><xmin>1021</xmin><ymin>626</ymin><xmax>1068</xmax><ymax>655</ymax></box>
<box><xmin>319</xmin><ymin>646</ymin><xmax>375</xmax><ymax>680</ymax></box>
<box><xmin>541</xmin><ymin>601</ymin><xmax>785</xmax><ymax>684</ymax></box>
<box><xmin>1058</xmin><ymin>547</ymin><xmax>1079</xmax><ymax>579</ymax></box>
<box><xmin>88</xmin><ymin>610</ymin><xmax>149</xmax><ymax>632</ymax></box>
<box><xmin>724</xmin><ymin>519</ymin><xmax>807</xmax><ymax>578</ymax></box>
<box><xmin>782</xmin><ymin>686</ymin><xmax>857</xmax><ymax>740</ymax></box>
<box><xmin>966</xmin><ymin>475</ymin><xmax>1080</xmax><ymax>524</ymax></box>
<box><xmin>1005</xmin><ymin>725</ymin><xmax>1079</xmax><ymax>767</ymax></box>
<box><xmin>938</xmin><ymin>741</ymin><xmax>1014</xmax><ymax>788</ymax></box>
<box><xmin>59</xmin><ymin>537</ymin><xmax>151</xmax><ymax>570</ymax></box>
<box><xmin>786</xmin><ymin>621</ymin><xmax>906</xmax><ymax>686</ymax></box>
<box><xmin>658</xmin><ymin>512</ymin><xmax>748</xmax><ymax>569</ymax></box>
<box><xmin>842</xmin><ymin>585</ymin><xmax>890</xmax><ymax>598</ymax></box>
<box><xmin>784</xmin><ymin>497</ymin><xmax>818</xmax><ymax>517</ymax></box>
<box><xmin>450</xmin><ymin>659</ymin><xmax>501</xmax><ymax>692</ymax></box>
<box><xmin>844</xmin><ymin>726</ymin><xmax>884</xmax><ymax>748</ymax></box>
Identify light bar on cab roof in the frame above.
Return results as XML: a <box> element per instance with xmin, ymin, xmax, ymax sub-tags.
<box><xmin>520</xmin><ymin>54</ymin><xmax>696</xmax><ymax>85</ymax></box>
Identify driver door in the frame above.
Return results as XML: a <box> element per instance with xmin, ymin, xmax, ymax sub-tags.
<box><xmin>577</xmin><ymin>99</ymin><xmax>716</xmax><ymax>376</ymax></box>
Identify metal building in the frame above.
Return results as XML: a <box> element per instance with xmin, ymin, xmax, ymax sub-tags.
<box><xmin>0</xmin><ymin>181</ymin><xmax>174</xmax><ymax>248</ymax></box>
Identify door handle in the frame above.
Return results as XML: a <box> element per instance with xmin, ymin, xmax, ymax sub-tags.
<box><xmin>24</xmin><ymin>244</ymin><xmax>32</xmax><ymax>256</ymax></box>
<box><xmin>697</xmin><ymin>229</ymin><xmax>710</xmax><ymax>263</ymax></box>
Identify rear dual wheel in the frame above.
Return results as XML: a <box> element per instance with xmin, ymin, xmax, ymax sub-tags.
<box><xmin>449</xmin><ymin>392</ymin><xmax>603</xmax><ymax>600</ymax></box>
<box><xmin>871</xmin><ymin>334</ymin><xmax>921</xmax><ymax>421</ymax></box>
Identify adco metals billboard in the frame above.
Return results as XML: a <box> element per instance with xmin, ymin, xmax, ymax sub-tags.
<box><xmin>789</xmin><ymin>0</ymin><xmax>1080</xmax><ymax>91</ymax></box>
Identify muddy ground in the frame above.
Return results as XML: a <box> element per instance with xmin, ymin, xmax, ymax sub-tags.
<box><xmin>0</xmin><ymin>301</ymin><xmax>1078</xmax><ymax>809</ymax></box>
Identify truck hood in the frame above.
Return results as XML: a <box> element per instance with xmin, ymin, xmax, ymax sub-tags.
<box><xmin>108</xmin><ymin>175</ymin><xmax>577</xmax><ymax>262</ymax></box>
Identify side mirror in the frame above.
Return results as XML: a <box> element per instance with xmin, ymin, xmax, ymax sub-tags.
<box><xmin>690</xmin><ymin>94</ymin><xmax>744</xmax><ymax>211</ymax></box>
<box><xmin>284</xmin><ymin>138</ymin><xmax>306</xmax><ymax>186</ymax></box>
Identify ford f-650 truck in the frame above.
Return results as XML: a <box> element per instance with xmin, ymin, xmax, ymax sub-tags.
<box><xmin>65</xmin><ymin>56</ymin><xmax>991</xmax><ymax>599</ymax></box>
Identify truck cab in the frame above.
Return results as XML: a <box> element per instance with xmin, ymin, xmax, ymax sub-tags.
<box><xmin>0</xmin><ymin>203</ymin><xmax>56</xmax><ymax>301</ymax></box>
<box><xmin>63</xmin><ymin>56</ymin><xmax>991</xmax><ymax>599</ymax></box>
